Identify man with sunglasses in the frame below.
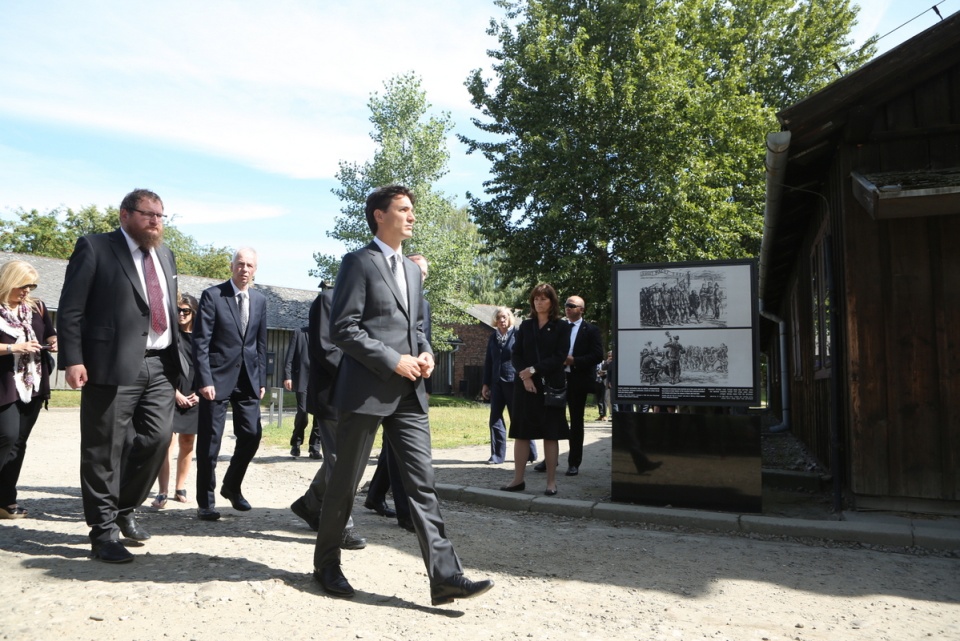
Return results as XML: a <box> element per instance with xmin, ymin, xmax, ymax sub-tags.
<box><xmin>58</xmin><ymin>188</ymin><xmax>183</xmax><ymax>563</ymax></box>
<box><xmin>534</xmin><ymin>295</ymin><xmax>603</xmax><ymax>477</ymax></box>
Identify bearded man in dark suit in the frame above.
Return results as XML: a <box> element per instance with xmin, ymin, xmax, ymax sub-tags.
<box><xmin>312</xmin><ymin>184</ymin><xmax>493</xmax><ymax>607</ymax></box>
<box><xmin>58</xmin><ymin>188</ymin><xmax>182</xmax><ymax>563</ymax></box>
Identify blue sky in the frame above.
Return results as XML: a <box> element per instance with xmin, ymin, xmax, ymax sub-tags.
<box><xmin>1</xmin><ymin>1</ymin><xmax>956</xmax><ymax>291</ymax></box>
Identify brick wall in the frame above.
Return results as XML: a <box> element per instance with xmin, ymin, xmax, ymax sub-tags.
<box><xmin>450</xmin><ymin>322</ymin><xmax>493</xmax><ymax>399</ymax></box>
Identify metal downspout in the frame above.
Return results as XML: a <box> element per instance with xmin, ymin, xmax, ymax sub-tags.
<box><xmin>760</xmin><ymin>131</ymin><xmax>792</xmax><ymax>432</ymax></box>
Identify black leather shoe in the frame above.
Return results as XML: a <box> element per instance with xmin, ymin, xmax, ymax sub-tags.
<box><xmin>363</xmin><ymin>498</ymin><xmax>397</xmax><ymax>518</ymax></box>
<box><xmin>91</xmin><ymin>540</ymin><xmax>134</xmax><ymax>563</ymax></box>
<box><xmin>309</xmin><ymin>451</ymin><xmax>322</xmax><ymax>459</ymax></box>
<box><xmin>532</xmin><ymin>461</ymin><xmax>547</xmax><ymax>472</ymax></box>
<box><xmin>431</xmin><ymin>574</ymin><xmax>494</xmax><ymax>606</ymax></box>
<box><xmin>499</xmin><ymin>481</ymin><xmax>525</xmax><ymax>492</ymax></box>
<box><xmin>290</xmin><ymin>497</ymin><xmax>319</xmax><ymax>532</ymax></box>
<box><xmin>544</xmin><ymin>488</ymin><xmax>558</xmax><ymax>496</ymax></box>
<box><xmin>397</xmin><ymin>517</ymin><xmax>415</xmax><ymax>532</ymax></box>
<box><xmin>197</xmin><ymin>507</ymin><xmax>221</xmax><ymax>521</ymax></box>
<box><xmin>314</xmin><ymin>565</ymin><xmax>356</xmax><ymax>599</ymax></box>
<box><xmin>340</xmin><ymin>528</ymin><xmax>367</xmax><ymax>550</ymax></box>
<box><xmin>117</xmin><ymin>514</ymin><xmax>151</xmax><ymax>541</ymax></box>
<box><xmin>565</xmin><ymin>466</ymin><xmax>579</xmax><ymax>476</ymax></box>
<box><xmin>220</xmin><ymin>487</ymin><xmax>252</xmax><ymax>511</ymax></box>
<box><xmin>290</xmin><ymin>445</ymin><xmax>301</xmax><ymax>457</ymax></box>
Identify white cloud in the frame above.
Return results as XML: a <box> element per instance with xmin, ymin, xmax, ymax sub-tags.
<box><xmin>168</xmin><ymin>198</ymin><xmax>286</xmax><ymax>225</ymax></box>
<box><xmin>0</xmin><ymin>0</ymin><xmax>503</xmax><ymax>180</ymax></box>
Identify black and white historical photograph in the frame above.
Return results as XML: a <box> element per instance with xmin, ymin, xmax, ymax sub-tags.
<box><xmin>612</xmin><ymin>260</ymin><xmax>759</xmax><ymax>405</ymax></box>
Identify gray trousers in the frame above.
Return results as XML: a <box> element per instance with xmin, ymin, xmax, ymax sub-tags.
<box><xmin>313</xmin><ymin>392</ymin><xmax>463</xmax><ymax>585</ymax></box>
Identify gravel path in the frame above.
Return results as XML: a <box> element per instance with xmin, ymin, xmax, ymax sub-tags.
<box><xmin>1</xmin><ymin>408</ymin><xmax>958</xmax><ymax>641</ymax></box>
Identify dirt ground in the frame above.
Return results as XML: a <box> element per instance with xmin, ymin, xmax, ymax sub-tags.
<box><xmin>1</xmin><ymin>408</ymin><xmax>958</xmax><ymax>641</ymax></box>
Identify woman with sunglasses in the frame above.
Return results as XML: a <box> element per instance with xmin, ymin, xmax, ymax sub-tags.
<box><xmin>0</xmin><ymin>260</ymin><xmax>56</xmax><ymax>519</ymax></box>
<box><xmin>152</xmin><ymin>293</ymin><xmax>199</xmax><ymax>508</ymax></box>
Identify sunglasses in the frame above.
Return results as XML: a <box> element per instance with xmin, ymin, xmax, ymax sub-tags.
<box><xmin>177</xmin><ymin>308</ymin><xmax>193</xmax><ymax>316</ymax></box>
<box><xmin>565</xmin><ymin>302</ymin><xmax>581</xmax><ymax>308</ymax></box>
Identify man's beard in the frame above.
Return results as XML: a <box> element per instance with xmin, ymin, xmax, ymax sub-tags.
<box><xmin>126</xmin><ymin>226</ymin><xmax>163</xmax><ymax>249</ymax></box>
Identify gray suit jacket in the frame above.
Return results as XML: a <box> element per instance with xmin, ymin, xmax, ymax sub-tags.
<box><xmin>330</xmin><ymin>242</ymin><xmax>431</xmax><ymax>416</ymax></box>
<box><xmin>194</xmin><ymin>280</ymin><xmax>268</xmax><ymax>400</ymax></box>
<box><xmin>57</xmin><ymin>229</ymin><xmax>182</xmax><ymax>385</ymax></box>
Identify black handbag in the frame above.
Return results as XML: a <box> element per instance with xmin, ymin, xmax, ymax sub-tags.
<box><xmin>533</xmin><ymin>324</ymin><xmax>567</xmax><ymax>408</ymax></box>
<box><xmin>542</xmin><ymin>381</ymin><xmax>567</xmax><ymax>407</ymax></box>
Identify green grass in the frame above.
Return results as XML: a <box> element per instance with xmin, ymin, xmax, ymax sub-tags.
<box><xmin>52</xmin><ymin>390</ymin><xmax>501</xmax><ymax>451</ymax></box>
<box><xmin>261</xmin><ymin>394</ymin><xmax>491</xmax><ymax>451</ymax></box>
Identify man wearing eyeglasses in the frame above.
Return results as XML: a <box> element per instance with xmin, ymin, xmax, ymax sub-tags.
<box><xmin>58</xmin><ymin>188</ymin><xmax>184</xmax><ymax>563</ymax></box>
<box><xmin>533</xmin><ymin>295</ymin><xmax>603</xmax><ymax>477</ymax></box>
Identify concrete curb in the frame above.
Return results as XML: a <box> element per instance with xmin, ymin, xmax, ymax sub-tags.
<box><xmin>436</xmin><ymin>483</ymin><xmax>960</xmax><ymax>551</ymax></box>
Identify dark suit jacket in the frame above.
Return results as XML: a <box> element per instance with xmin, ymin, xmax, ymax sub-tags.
<box><xmin>330</xmin><ymin>242</ymin><xmax>431</xmax><ymax>416</ymax></box>
<box><xmin>306</xmin><ymin>289</ymin><xmax>341</xmax><ymax>417</ymax></box>
<box><xmin>567</xmin><ymin>320</ymin><xmax>603</xmax><ymax>387</ymax></box>
<box><xmin>283</xmin><ymin>326</ymin><xmax>310</xmax><ymax>393</ymax></box>
<box><xmin>58</xmin><ymin>229</ymin><xmax>182</xmax><ymax>385</ymax></box>
<box><xmin>193</xmin><ymin>281</ymin><xmax>267</xmax><ymax>400</ymax></box>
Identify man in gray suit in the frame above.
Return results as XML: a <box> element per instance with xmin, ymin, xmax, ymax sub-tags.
<box><xmin>59</xmin><ymin>188</ymin><xmax>182</xmax><ymax>563</ymax></box>
<box><xmin>312</xmin><ymin>184</ymin><xmax>493</xmax><ymax>606</ymax></box>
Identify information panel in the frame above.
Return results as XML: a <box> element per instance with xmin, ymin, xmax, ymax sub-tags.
<box><xmin>612</xmin><ymin>259</ymin><xmax>759</xmax><ymax>406</ymax></box>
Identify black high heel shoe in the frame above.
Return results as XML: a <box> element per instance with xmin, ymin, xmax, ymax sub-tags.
<box><xmin>544</xmin><ymin>488</ymin><xmax>558</xmax><ymax>496</ymax></box>
<box><xmin>499</xmin><ymin>481</ymin><xmax>525</xmax><ymax>492</ymax></box>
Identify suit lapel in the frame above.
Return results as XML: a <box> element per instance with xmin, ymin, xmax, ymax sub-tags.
<box><xmin>108</xmin><ymin>230</ymin><xmax>148</xmax><ymax>306</ymax></box>
<box><xmin>221</xmin><ymin>281</ymin><xmax>243</xmax><ymax>335</ymax></box>
<box><xmin>366</xmin><ymin>243</ymin><xmax>409</xmax><ymax>318</ymax></box>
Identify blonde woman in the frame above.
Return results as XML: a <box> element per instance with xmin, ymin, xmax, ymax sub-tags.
<box><xmin>0</xmin><ymin>261</ymin><xmax>56</xmax><ymax>519</ymax></box>
<box><xmin>481</xmin><ymin>307</ymin><xmax>538</xmax><ymax>464</ymax></box>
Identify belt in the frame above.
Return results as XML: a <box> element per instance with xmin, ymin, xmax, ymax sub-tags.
<box><xmin>145</xmin><ymin>348</ymin><xmax>169</xmax><ymax>358</ymax></box>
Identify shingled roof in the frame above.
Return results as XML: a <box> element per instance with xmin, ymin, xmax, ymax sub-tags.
<box><xmin>0</xmin><ymin>251</ymin><xmax>315</xmax><ymax>331</ymax></box>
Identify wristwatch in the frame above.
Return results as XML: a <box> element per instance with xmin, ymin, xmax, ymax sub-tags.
<box><xmin>528</xmin><ymin>366</ymin><xmax>536</xmax><ymax>375</ymax></box>
<box><xmin>5</xmin><ymin>345</ymin><xmax>11</xmax><ymax>353</ymax></box>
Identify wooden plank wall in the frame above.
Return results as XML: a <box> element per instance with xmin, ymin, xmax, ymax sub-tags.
<box><xmin>840</xmin><ymin>63</ymin><xmax>960</xmax><ymax>500</ymax></box>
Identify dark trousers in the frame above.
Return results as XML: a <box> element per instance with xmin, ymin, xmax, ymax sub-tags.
<box><xmin>196</xmin><ymin>377</ymin><xmax>262</xmax><ymax>509</ymax></box>
<box><xmin>301</xmin><ymin>409</ymin><xmax>361</xmax><ymax>530</ymax></box>
<box><xmin>0</xmin><ymin>397</ymin><xmax>43</xmax><ymax>506</ymax></box>
<box><xmin>367</xmin><ymin>441</ymin><xmax>410</xmax><ymax>520</ymax></box>
<box><xmin>80</xmin><ymin>354</ymin><xmax>175</xmax><ymax>543</ymax></box>
<box><xmin>486</xmin><ymin>379</ymin><xmax>511</xmax><ymax>463</ymax></box>
<box><xmin>314</xmin><ymin>391</ymin><xmax>462</xmax><ymax>585</ymax></box>
<box><xmin>289</xmin><ymin>391</ymin><xmax>321</xmax><ymax>456</ymax></box>
<box><xmin>566</xmin><ymin>376</ymin><xmax>591</xmax><ymax>468</ymax></box>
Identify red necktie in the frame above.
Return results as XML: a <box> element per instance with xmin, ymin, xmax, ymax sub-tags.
<box><xmin>141</xmin><ymin>248</ymin><xmax>168</xmax><ymax>334</ymax></box>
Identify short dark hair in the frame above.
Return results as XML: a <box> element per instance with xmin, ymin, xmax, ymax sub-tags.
<box><xmin>120</xmin><ymin>188</ymin><xmax>163</xmax><ymax>213</ymax></box>
<box><xmin>528</xmin><ymin>283</ymin><xmax>560</xmax><ymax>320</ymax></box>
<box><xmin>365</xmin><ymin>185</ymin><xmax>415</xmax><ymax>235</ymax></box>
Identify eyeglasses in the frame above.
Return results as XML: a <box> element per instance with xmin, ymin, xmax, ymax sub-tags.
<box><xmin>16</xmin><ymin>284</ymin><xmax>37</xmax><ymax>292</ymax></box>
<box><xmin>132</xmin><ymin>208</ymin><xmax>166</xmax><ymax>221</ymax></box>
<box><xmin>177</xmin><ymin>308</ymin><xmax>193</xmax><ymax>316</ymax></box>
<box><xmin>565</xmin><ymin>302</ymin><xmax>581</xmax><ymax>308</ymax></box>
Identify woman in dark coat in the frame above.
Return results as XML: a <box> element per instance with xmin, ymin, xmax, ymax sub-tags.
<box><xmin>481</xmin><ymin>306</ymin><xmax>539</xmax><ymax>465</ymax></box>
<box><xmin>0</xmin><ymin>260</ymin><xmax>56</xmax><ymax>519</ymax></box>
<box><xmin>500</xmin><ymin>283</ymin><xmax>570</xmax><ymax>496</ymax></box>
<box><xmin>152</xmin><ymin>293</ymin><xmax>199</xmax><ymax>508</ymax></box>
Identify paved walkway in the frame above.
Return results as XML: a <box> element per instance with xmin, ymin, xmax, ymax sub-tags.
<box><xmin>428</xmin><ymin>422</ymin><xmax>960</xmax><ymax>552</ymax></box>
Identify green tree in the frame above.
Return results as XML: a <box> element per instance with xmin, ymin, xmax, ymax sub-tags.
<box><xmin>461</xmin><ymin>0</ymin><xmax>874</xmax><ymax>334</ymax></box>
<box><xmin>0</xmin><ymin>205</ymin><xmax>232</xmax><ymax>278</ymax></box>
<box><xmin>313</xmin><ymin>72</ymin><xmax>482</xmax><ymax>345</ymax></box>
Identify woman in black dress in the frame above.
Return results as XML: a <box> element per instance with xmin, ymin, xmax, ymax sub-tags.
<box><xmin>500</xmin><ymin>283</ymin><xmax>570</xmax><ymax>496</ymax></box>
<box><xmin>152</xmin><ymin>293</ymin><xmax>199</xmax><ymax>507</ymax></box>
